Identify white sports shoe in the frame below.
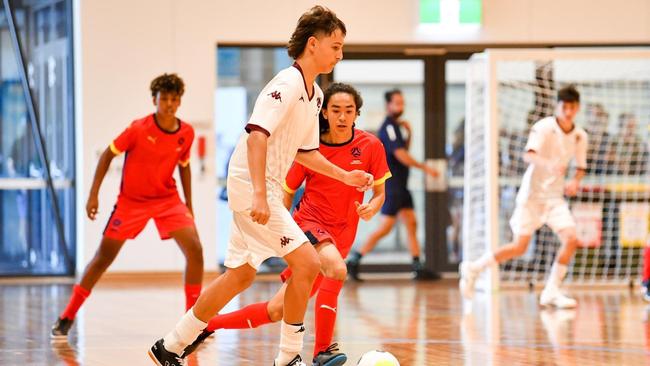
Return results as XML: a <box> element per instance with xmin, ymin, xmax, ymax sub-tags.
<box><xmin>459</xmin><ymin>261</ymin><xmax>479</xmax><ymax>300</ymax></box>
<box><xmin>539</xmin><ymin>287</ymin><xmax>577</xmax><ymax>308</ymax></box>
<box><xmin>274</xmin><ymin>355</ymin><xmax>306</xmax><ymax>366</ymax></box>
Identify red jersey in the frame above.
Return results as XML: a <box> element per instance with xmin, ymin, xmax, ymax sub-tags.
<box><xmin>284</xmin><ymin>129</ymin><xmax>391</xmax><ymax>231</ymax></box>
<box><xmin>109</xmin><ymin>114</ymin><xmax>194</xmax><ymax>201</ymax></box>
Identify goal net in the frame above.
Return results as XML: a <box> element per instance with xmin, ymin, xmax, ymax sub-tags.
<box><xmin>464</xmin><ymin>49</ymin><xmax>650</xmax><ymax>290</ymax></box>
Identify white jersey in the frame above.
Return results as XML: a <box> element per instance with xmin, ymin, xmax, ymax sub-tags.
<box><xmin>516</xmin><ymin>117</ymin><xmax>588</xmax><ymax>204</ymax></box>
<box><xmin>227</xmin><ymin>64</ymin><xmax>323</xmax><ymax>212</ymax></box>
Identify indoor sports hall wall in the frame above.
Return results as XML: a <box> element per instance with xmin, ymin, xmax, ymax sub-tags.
<box><xmin>74</xmin><ymin>0</ymin><xmax>650</xmax><ymax>273</ymax></box>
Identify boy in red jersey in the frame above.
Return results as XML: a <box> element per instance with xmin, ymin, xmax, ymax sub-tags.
<box><xmin>181</xmin><ymin>83</ymin><xmax>390</xmax><ymax>366</ymax></box>
<box><xmin>51</xmin><ymin>74</ymin><xmax>204</xmax><ymax>339</ymax></box>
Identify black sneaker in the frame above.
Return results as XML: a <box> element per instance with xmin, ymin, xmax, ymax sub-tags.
<box><xmin>346</xmin><ymin>259</ymin><xmax>363</xmax><ymax>282</ymax></box>
<box><xmin>274</xmin><ymin>354</ymin><xmax>306</xmax><ymax>366</ymax></box>
<box><xmin>51</xmin><ymin>317</ymin><xmax>74</xmax><ymax>340</ymax></box>
<box><xmin>182</xmin><ymin>329</ymin><xmax>214</xmax><ymax>357</ymax></box>
<box><xmin>414</xmin><ymin>269</ymin><xmax>442</xmax><ymax>281</ymax></box>
<box><xmin>312</xmin><ymin>343</ymin><xmax>347</xmax><ymax>366</ymax></box>
<box><xmin>148</xmin><ymin>339</ymin><xmax>184</xmax><ymax>366</ymax></box>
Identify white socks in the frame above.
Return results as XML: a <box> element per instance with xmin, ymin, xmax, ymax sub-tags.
<box><xmin>274</xmin><ymin>321</ymin><xmax>305</xmax><ymax>365</ymax></box>
<box><xmin>163</xmin><ymin>308</ymin><xmax>208</xmax><ymax>356</ymax></box>
<box><xmin>470</xmin><ymin>252</ymin><xmax>496</xmax><ymax>273</ymax></box>
<box><xmin>545</xmin><ymin>262</ymin><xmax>568</xmax><ymax>290</ymax></box>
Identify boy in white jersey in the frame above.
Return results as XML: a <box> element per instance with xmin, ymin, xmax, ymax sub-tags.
<box><xmin>460</xmin><ymin>85</ymin><xmax>588</xmax><ymax>308</ymax></box>
<box><xmin>148</xmin><ymin>6</ymin><xmax>372</xmax><ymax>366</ymax></box>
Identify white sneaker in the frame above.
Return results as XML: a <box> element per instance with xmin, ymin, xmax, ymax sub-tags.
<box><xmin>539</xmin><ymin>287</ymin><xmax>577</xmax><ymax>308</ymax></box>
<box><xmin>459</xmin><ymin>261</ymin><xmax>479</xmax><ymax>300</ymax></box>
<box><xmin>274</xmin><ymin>355</ymin><xmax>306</xmax><ymax>366</ymax></box>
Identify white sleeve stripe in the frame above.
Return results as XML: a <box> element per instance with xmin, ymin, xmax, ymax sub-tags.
<box><xmin>386</xmin><ymin>124</ymin><xmax>397</xmax><ymax>141</ymax></box>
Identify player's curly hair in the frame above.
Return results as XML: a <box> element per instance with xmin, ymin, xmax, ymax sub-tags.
<box><xmin>287</xmin><ymin>6</ymin><xmax>346</xmax><ymax>59</ymax></box>
<box><xmin>319</xmin><ymin>82</ymin><xmax>362</xmax><ymax>134</ymax></box>
<box><xmin>150</xmin><ymin>73</ymin><xmax>185</xmax><ymax>97</ymax></box>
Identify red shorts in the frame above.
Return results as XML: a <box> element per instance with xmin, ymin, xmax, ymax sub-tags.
<box><xmin>279</xmin><ymin>216</ymin><xmax>356</xmax><ymax>286</ymax></box>
<box><xmin>103</xmin><ymin>196</ymin><xmax>195</xmax><ymax>241</ymax></box>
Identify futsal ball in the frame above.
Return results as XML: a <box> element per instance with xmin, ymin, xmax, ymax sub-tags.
<box><xmin>357</xmin><ymin>350</ymin><xmax>400</xmax><ymax>366</ymax></box>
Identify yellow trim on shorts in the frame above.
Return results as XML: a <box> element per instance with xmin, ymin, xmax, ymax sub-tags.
<box><xmin>109</xmin><ymin>142</ymin><xmax>123</xmax><ymax>155</ymax></box>
<box><xmin>282</xmin><ymin>181</ymin><xmax>297</xmax><ymax>194</ymax></box>
<box><xmin>374</xmin><ymin>171</ymin><xmax>392</xmax><ymax>186</ymax></box>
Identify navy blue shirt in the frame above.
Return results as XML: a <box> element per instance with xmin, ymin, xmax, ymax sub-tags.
<box><xmin>378</xmin><ymin>116</ymin><xmax>409</xmax><ymax>193</ymax></box>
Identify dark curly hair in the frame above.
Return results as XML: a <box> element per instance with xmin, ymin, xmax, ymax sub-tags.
<box><xmin>287</xmin><ymin>6</ymin><xmax>346</xmax><ymax>59</ymax></box>
<box><xmin>319</xmin><ymin>83</ymin><xmax>363</xmax><ymax>134</ymax></box>
<box><xmin>150</xmin><ymin>73</ymin><xmax>185</xmax><ymax>97</ymax></box>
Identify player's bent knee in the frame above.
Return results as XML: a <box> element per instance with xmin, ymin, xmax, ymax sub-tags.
<box><xmin>323</xmin><ymin>261</ymin><xmax>347</xmax><ymax>280</ymax></box>
<box><xmin>187</xmin><ymin>241</ymin><xmax>204</xmax><ymax>260</ymax></box>
<box><xmin>292</xmin><ymin>257</ymin><xmax>321</xmax><ymax>280</ymax></box>
<box><xmin>266</xmin><ymin>302</ymin><xmax>283</xmax><ymax>322</ymax></box>
<box><xmin>226</xmin><ymin>267</ymin><xmax>256</xmax><ymax>290</ymax></box>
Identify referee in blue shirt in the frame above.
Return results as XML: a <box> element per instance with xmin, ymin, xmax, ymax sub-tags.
<box><xmin>347</xmin><ymin>89</ymin><xmax>440</xmax><ymax>281</ymax></box>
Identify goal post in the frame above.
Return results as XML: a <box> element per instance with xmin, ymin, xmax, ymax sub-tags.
<box><xmin>463</xmin><ymin>48</ymin><xmax>650</xmax><ymax>292</ymax></box>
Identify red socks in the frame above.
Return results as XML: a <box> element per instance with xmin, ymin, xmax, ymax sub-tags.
<box><xmin>643</xmin><ymin>247</ymin><xmax>650</xmax><ymax>281</ymax></box>
<box><xmin>185</xmin><ymin>284</ymin><xmax>202</xmax><ymax>311</ymax></box>
<box><xmin>206</xmin><ymin>301</ymin><xmax>272</xmax><ymax>331</ymax></box>
<box><xmin>313</xmin><ymin>278</ymin><xmax>344</xmax><ymax>356</ymax></box>
<box><xmin>60</xmin><ymin>284</ymin><xmax>91</xmax><ymax>320</ymax></box>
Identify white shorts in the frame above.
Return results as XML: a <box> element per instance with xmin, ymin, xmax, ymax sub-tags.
<box><xmin>509</xmin><ymin>199</ymin><xmax>576</xmax><ymax>237</ymax></box>
<box><xmin>224</xmin><ymin>198</ymin><xmax>308</xmax><ymax>270</ymax></box>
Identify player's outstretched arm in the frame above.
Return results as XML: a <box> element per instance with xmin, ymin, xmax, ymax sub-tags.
<box><xmin>393</xmin><ymin>148</ymin><xmax>438</xmax><ymax>178</ymax></box>
<box><xmin>247</xmin><ymin>131</ymin><xmax>271</xmax><ymax>224</ymax></box>
<box><xmin>295</xmin><ymin>149</ymin><xmax>372</xmax><ymax>190</ymax></box>
<box><xmin>178</xmin><ymin>164</ymin><xmax>193</xmax><ymax>216</ymax></box>
<box><xmin>86</xmin><ymin>147</ymin><xmax>117</xmax><ymax>220</ymax></box>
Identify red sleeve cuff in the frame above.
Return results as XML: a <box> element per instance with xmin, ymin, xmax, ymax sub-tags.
<box><xmin>245</xmin><ymin>123</ymin><xmax>270</xmax><ymax>137</ymax></box>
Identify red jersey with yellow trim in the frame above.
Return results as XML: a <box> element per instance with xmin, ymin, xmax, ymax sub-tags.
<box><xmin>285</xmin><ymin>129</ymin><xmax>391</xmax><ymax>230</ymax></box>
<box><xmin>110</xmin><ymin>114</ymin><xmax>194</xmax><ymax>201</ymax></box>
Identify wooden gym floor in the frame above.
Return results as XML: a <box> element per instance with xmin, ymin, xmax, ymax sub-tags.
<box><xmin>1</xmin><ymin>276</ymin><xmax>649</xmax><ymax>365</ymax></box>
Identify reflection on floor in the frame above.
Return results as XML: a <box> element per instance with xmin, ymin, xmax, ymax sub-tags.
<box><xmin>1</xmin><ymin>278</ymin><xmax>649</xmax><ymax>365</ymax></box>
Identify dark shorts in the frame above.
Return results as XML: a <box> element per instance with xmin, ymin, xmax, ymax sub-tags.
<box><xmin>380</xmin><ymin>189</ymin><xmax>414</xmax><ymax>216</ymax></box>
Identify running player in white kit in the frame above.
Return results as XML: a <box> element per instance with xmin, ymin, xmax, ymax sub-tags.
<box><xmin>148</xmin><ymin>6</ymin><xmax>372</xmax><ymax>366</ymax></box>
<box><xmin>460</xmin><ymin>85</ymin><xmax>588</xmax><ymax>309</ymax></box>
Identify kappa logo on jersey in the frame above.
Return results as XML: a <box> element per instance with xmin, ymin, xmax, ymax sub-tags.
<box><xmin>316</xmin><ymin>97</ymin><xmax>322</xmax><ymax>110</ymax></box>
<box><xmin>299</xmin><ymin>96</ymin><xmax>305</xmax><ymax>102</ymax></box>
<box><xmin>268</xmin><ymin>91</ymin><xmax>282</xmax><ymax>102</ymax></box>
<box><xmin>280</xmin><ymin>236</ymin><xmax>294</xmax><ymax>247</ymax></box>
<box><xmin>147</xmin><ymin>135</ymin><xmax>157</xmax><ymax>144</ymax></box>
